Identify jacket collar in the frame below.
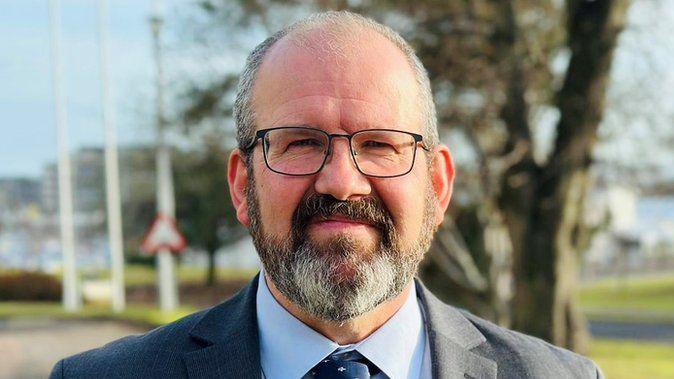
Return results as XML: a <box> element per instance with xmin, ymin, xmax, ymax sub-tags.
<box><xmin>415</xmin><ymin>281</ymin><xmax>497</xmax><ymax>379</ymax></box>
<box><xmin>182</xmin><ymin>274</ymin><xmax>262</xmax><ymax>379</ymax></box>
<box><xmin>182</xmin><ymin>274</ymin><xmax>496</xmax><ymax>379</ymax></box>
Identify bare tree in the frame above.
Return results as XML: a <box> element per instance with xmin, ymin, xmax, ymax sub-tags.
<box><xmin>174</xmin><ymin>0</ymin><xmax>632</xmax><ymax>352</ymax></box>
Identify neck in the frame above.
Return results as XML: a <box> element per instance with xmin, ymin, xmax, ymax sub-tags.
<box><xmin>264</xmin><ymin>272</ymin><xmax>413</xmax><ymax>345</ymax></box>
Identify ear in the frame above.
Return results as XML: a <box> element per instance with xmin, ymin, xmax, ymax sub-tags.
<box><xmin>430</xmin><ymin>145</ymin><xmax>455</xmax><ymax>227</ymax></box>
<box><xmin>227</xmin><ymin>148</ymin><xmax>251</xmax><ymax>227</ymax></box>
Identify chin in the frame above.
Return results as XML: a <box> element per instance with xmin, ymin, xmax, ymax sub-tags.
<box><xmin>309</xmin><ymin>233</ymin><xmax>379</xmax><ymax>259</ymax></box>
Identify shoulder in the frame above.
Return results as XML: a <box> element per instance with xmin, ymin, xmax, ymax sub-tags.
<box><xmin>458</xmin><ymin>310</ymin><xmax>603</xmax><ymax>378</ymax></box>
<box><xmin>50</xmin><ymin>308</ymin><xmax>210</xmax><ymax>379</ymax></box>
<box><xmin>50</xmin><ymin>275</ymin><xmax>261</xmax><ymax>379</ymax></box>
<box><xmin>416</xmin><ymin>281</ymin><xmax>602</xmax><ymax>378</ymax></box>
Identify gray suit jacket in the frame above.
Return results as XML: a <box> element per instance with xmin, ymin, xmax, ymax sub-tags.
<box><xmin>50</xmin><ymin>275</ymin><xmax>603</xmax><ymax>378</ymax></box>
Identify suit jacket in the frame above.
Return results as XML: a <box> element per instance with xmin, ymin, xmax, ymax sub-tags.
<box><xmin>50</xmin><ymin>275</ymin><xmax>603</xmax><ymax>378</ymax></box>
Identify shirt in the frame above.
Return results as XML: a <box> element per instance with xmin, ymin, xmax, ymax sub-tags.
<box><xmin>256</xmin><ymin>271</ymin><xmax>432</xmax><ymax>379</ymax></box>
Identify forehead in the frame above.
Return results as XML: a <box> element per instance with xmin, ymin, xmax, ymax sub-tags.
<box><xmin>252</xmin><ymin>26</ymin><xmax>422</xmax><ymax>133</ymax></box>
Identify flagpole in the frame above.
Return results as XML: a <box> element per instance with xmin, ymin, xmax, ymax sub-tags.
<box><xmin>150</xmin><ymin>0</ymin><xmax>179</xmax><ymax>312</ymax></box>
<box><xmin>97</xmin><ymin>0</ymin><xmax>126</xmax><ymax>312</ymax></box>
<box><xmin>49</xmin><ymin>0</ymin><xmax>81</xmax><ymax>311</ymax></box>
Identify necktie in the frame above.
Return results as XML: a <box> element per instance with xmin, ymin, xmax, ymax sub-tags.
<box><xmin>309</xmin><ymin>350</ymin><xmax>381</xmax><ymax>379</ymax></box>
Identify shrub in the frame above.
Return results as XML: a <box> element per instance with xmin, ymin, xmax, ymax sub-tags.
<box><xmin>0</xmin><ymin>271</ymin><xmax>61</xmax><ymax>301</ymax></box>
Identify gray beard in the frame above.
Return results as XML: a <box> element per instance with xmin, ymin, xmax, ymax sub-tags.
<box><xmin>258</xmin><ymin>234</ymin><xmax>421</xmax><ymax>322</ymax></box>
<box><xmin>246</xmin><ymin>174</ymin><xmax>436</xmax><ymax>322</ymax></box>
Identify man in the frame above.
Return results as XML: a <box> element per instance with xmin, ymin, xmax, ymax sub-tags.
<box><xmin>51</xmin><ymin>11</ymin><xmax>602</xmax><ymax>379</ymax></box>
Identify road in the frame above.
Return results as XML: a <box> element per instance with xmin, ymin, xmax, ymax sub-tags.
<box><xmin>0</xmin><ymin>319</ymin><xmax>147</xmax><ymax>379</ymax></box>
<box><xmin>589</xmin><ymin>321</ymin><xmax>674</xmax><ymax>343</ymax></box>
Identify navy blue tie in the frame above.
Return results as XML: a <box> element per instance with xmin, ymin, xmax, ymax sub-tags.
<box><xmin>309</xmin><ymin>350</ymin><xmax>381</xmax><ymax>379</ymax></box>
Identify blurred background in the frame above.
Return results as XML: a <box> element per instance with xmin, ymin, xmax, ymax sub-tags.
<box><xmin>1</xmin><ymin>0</ymin><xmax>673</xmax><ymax>378</ymax></box>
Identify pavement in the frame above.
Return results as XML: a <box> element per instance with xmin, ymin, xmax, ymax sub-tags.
<box><xmin>0</xmin><ymin>319</ymin><xmax>147</xmax><ymax>379</ymax></box>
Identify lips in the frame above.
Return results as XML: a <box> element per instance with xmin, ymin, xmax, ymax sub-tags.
<box><xmin>291</xmin><ymin>193</ymin><xmax>393</xmax><ymax>239</ymax></box>
<box><xmin>310</xmin><ymin>214</ymin><xmax>376</xmax><ymax>228</ymax></box>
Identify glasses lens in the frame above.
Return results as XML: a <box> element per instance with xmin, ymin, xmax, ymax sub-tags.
<box><xmin>352</xmin><ymin>130</ymin><xmax>416</xmax><ymax>177</ymax></box>
<box><xmin>263</xmin><ymin>128</ymin><xmax>328</xmax><ymax>175</ymax></box>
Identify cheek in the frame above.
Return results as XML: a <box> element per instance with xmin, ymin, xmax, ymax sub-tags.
<box><xmin>372</xmin><ymin>170</ymin><xmax>428</xmax><ymax>238</ymax></box>
<box><xmin>256</xmin><ymin>169</ymin><xmax>312</xmax><ymax>236</ymax></box>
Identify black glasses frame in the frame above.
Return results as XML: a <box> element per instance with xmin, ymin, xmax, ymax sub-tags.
<box><xmin>245</xmin><ymin>126</ymin><xmax>430</xmax><ymax>178</ymax></box>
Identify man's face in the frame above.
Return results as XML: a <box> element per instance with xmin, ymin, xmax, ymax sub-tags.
<box><xmin>228</xmin><ymin>28</ymin><xmax>454</xmax><ymax>321</ymax></box>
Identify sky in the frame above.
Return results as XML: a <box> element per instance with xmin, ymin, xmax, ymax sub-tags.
<box><xmin>0</xmin><ymin>0</ymin><xmax>156</xmax><ymax>178</ymax></box>
<box><xmin>0</xmin><ymin>0</ymin><xmax>673</xmax><ymax>180</ymax></box>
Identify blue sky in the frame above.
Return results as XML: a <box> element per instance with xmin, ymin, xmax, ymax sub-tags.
<box><xmin>0</xmin><ymin>0</ymin><xmax>156</xmax><ymax>178</ymax></box>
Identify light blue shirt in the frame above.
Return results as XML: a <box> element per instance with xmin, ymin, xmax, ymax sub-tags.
<box><xmin>256</xmin><ymin>272</ymin><xmax>432</xmax><ymax>379</ymax></box>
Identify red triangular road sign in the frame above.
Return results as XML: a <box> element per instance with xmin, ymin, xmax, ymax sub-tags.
<box><xmin>140</xmin><ymin>214</ymin><xmax>186</xmax><ymax>254</ymax></box>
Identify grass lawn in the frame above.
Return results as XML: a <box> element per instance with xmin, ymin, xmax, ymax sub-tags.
<box><xmin>0</xmin><ymin>265</ymin><xmax>257</xmax><ymax>325</ymax></box>
<box><xmin>0</xmin><ymin>301</ymin><xmax>196</xmax><ymax>327</ymax></box>
<box><xmin>4</xmin><ymin>265</ymin><xmax>259</xmax><ymax>288</ymax></box>
<box><xmin>120</xmin><ymin>264</ymin><xmax>258</xmax><ymax>287</ymax></box>
<box><xmin>590</xmin><ymin>339</ymin><xmax>674</xmax><ymax>379</ymax></box>
<box><xmin>580</xmin><ymin>274</ymin><xmax>674</xmax><ymax>323</ymax></box>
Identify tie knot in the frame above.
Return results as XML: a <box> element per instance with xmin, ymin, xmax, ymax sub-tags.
<box><xmin>308</xmin><ymin>350</ymin><xmax>381</xmax><ymax>379</ymax></box>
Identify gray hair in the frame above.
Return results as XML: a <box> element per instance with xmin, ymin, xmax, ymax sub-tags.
<box><xmin>233</xmin><ymin>10</ymin><xmax>438</xmax><ymax>161</ymax></box>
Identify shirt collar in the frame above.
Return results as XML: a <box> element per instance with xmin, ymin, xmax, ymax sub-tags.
<box><xmin>350</xmin><ymin>279</ymin><xmax>426</xmax><ymax>379</ymax></box>
<box><xmin>256</xmin><ymin>271</ymin><xmax>426</xmax><ymax>379</ymax></box>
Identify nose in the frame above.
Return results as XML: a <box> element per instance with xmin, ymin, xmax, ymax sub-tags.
<box><xmin>314</xmin><ymin>137</ymin><xmax>371</xmax><ymax>201</ymax></box>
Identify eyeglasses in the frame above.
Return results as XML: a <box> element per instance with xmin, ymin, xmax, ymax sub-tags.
<box><xmin>245</xmin><ymin>126</ymin><xmax>430</xmax><ymax>178</ymax></box>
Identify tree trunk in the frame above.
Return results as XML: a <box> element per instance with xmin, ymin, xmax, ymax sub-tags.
<box><xmin>505</xmin><ymin>0</ymin><xmax>630</xmax><ymax>353</ymax></box>
<box><xmin>206</xmin><ymin>249</ymin><xmax>216</xmax><ymax>286</ymax></box>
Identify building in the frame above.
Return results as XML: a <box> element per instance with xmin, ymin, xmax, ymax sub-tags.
<box><xmin>41</xmin><ymin>164</ymin><xmax>59</xmax><ymax>214</ymax></box>
<box><xmin>583</xmin><ymin>163</ymin><xmax>674</xmax><ymax>278</ymax></box>
<box><xmin>40</xmin><ymin>148</ymin><xmax>107</xmax><ymax>215</ymax></box>
<box><xmin>0</xmin><ymin>177</ymin><xmax>41</xmax><ymax>212</ymax></box>
<box><xmin>72</xmin><ymin>147</ymin><xmax>106</xmax><ymax>214</ymax></box>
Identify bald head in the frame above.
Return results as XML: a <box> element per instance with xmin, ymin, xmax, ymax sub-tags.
<box><xmin>233</xmin><ymin>11</ymin><xmax>438</xmax><ymax>160</ymax></box>
<box><xmin>277</xmin><ymin>15</ymin><xmax>400</xmax><ymax>62</ymax></box>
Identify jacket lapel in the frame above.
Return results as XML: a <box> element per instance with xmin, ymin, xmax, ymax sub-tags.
<box><xmin>416</xmin><ymin>280</ymin><xmax>497</xmax><ymax>379</ymax></box>
<box><xmin>181</xmin><ymin>274</ymin><xmax>496</xmax><ymax>379</ymax></box>
<box><xmin>182</xmin><ymin>275</ymin><xmax>262</xmax><ymax>379</ymax></box>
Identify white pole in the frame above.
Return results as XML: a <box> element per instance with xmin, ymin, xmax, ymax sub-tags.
<box><xmin>49</xmin><ymin>0</ymin><xmax>81</xmax><ymax>312</ymax></box>
<box><xmin>150</xmin><ymin>1</ymin><xmax>179</xmax><ymax>312</ymax></box>
<box><xmin>97</xmin><ymin>0</ymin><xmax>126</xmax><ymax>313</ymax></box>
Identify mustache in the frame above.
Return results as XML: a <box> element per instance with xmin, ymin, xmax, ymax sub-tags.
<box><xmin>292</xmin><ymin>193</ymin><xmax>395</xmax><ymax>234</ymax></box>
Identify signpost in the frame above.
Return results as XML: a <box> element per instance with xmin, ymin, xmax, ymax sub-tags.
<box><xmin>149</xmin><ymin>1</ymin><xmax>180</xmax><ymax>312</ymax></box>
<box><xmin>141</xmin><ymin>214</ymin><xmax>186</xmax><ymax>254</ymax></box>
<box><xmin>140</xmin><ymin>213</ymin><xmax>186</xmax><ymax>312</ymax></box>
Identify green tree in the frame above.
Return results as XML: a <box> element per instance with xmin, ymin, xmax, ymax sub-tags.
<box><xmin>174</xmin><ymin>134</ymin><xmax>246</xmax><ymax>286</ymax></box>
<box><xmin>119</xmin><ymin>143</ymin><xmax>245</xmax><ymax>285</ymax></box>
<box><xmin>119</xmin><ymin>146</ymin><xmax>156</xmax><ymax>263</ymax></box>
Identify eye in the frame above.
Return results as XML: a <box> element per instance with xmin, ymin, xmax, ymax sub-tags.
<box><xmin>282</xmin><ymin>138</ymin><xmax>326</xmax><ymax>154</ymax></box>
<box><xmin>288</xmin><ymin>138</ymin><xmax>323</xmax><ymax>147</ymax></box>
<box><xmin>363</xmin><ymin>140</ymin><xmax>387</xmax><ymax>147</ymax></box>
<box><xmin>361</xmin><ymin>140</ymin><xmax>396</xmax><ymax>150</ymax></box>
